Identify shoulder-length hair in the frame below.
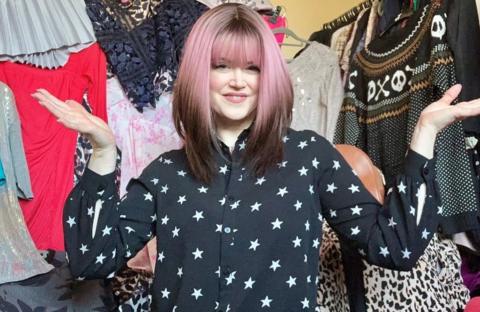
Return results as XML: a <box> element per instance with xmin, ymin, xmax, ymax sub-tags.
<box><xmin>173</xmin><ymin>3</ymin><xmax>293</xmax><ymax>184</ymax></box>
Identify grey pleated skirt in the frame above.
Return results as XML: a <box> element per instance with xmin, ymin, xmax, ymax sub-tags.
<box><xmin>0</xmin><ymin>0</ymin><xmax>96</xmax><ymax>68</ymax></box>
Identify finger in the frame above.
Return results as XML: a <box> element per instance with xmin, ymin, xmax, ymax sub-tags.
<box><xmin>436</xmin><ymin>84</ymin><xmax>462</xmax><ymax>106</ymax></box>
<box><xmin>36</xmin><ymin>89</ymin><xmax>74</xmax><ymax>113</ymax></box>
<box><xmin>32</xmin><ymin>93</ymin><xmax>65</xmax><ymax>118</ymax></box>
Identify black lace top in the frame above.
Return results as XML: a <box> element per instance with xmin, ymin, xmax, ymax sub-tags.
<box><xmin>85</xmin><ymin>0</ymin><xmax>208</xmax><ymax>112</ymax></box>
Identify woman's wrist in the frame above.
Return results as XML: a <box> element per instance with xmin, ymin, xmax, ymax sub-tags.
<box><xmin>409</xmin><ymin>121</ymin><xmax>438</xmax><ymax>159</ymax></box>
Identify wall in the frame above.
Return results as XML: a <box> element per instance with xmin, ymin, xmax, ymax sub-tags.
<box><xmin>270</xmin><ymin>0</ymin><xmax>363</xmax><ymax>58</ymax></box>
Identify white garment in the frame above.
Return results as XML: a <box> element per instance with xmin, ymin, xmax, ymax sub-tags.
<box><xmin>195</xmin><ymin>0</ymin><xmax>273</xmax><ymax>10</ymax></box>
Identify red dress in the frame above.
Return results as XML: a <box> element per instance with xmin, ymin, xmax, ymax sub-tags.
<box><xmin>0</xmin><ymin>43</ymin><xmax>107</xmax><ymax>250</ymax></box>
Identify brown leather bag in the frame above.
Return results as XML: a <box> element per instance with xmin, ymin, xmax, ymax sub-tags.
<box><xmin>335</xmin><ymin>144</ymin><xmax>385</xmax><ymax>204</ymax></box>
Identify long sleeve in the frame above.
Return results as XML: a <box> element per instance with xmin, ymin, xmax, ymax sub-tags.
<box><xmin>64</xmin><ymin>162</ymin><xmax>158</xmax><ymax>279</ymax></box>
<box><xmin>318</xmin><ymin>138</ymin><xmax>440</xmax><ymax>270</ymax></box>
<box><xmin>4</xmin><ymin>85</ymin><xmax>33</xmax><ymax>199</ymax></box>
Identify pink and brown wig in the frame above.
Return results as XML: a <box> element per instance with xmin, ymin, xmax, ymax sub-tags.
<box><xmin>173</xmin><ymin>3</ymin><xmax>293</xmax><ymax>183</ymax></box>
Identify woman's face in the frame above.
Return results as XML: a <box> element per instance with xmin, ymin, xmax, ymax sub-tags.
<box><xmin>209</xmin><ymin>58</ymin><xmax>260</xmax><ymax>128</ymax></box>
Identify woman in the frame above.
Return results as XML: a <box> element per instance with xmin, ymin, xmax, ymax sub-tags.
<box><xmin>33</xmin><ymin>4</ymin><xmax>480</xmax><ymax>311</ymax></box>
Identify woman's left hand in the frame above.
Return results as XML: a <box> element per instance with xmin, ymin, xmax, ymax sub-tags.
<box><xmin>410</xmin><ymin>84</ymin><xmax>480</xmax><ymax>159</ymax></box>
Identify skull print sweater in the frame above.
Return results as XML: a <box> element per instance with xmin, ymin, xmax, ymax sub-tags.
<box><xmin>63</xmin><ymin>128</ymin><xmax>440</xmax><ymax>311</ymax></box>
<box><xmin>334</xmin><ymin>0</ymin><xmax>480</xmax><ymax>235</ymax></box>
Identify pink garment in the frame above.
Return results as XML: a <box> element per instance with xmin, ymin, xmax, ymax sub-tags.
<box><xmin>107</xmin><ymin>77</ymin><xmax>182</xmax><ymax>271</ymax></box>
<box><xmin>262</xmin><ymin>15</ymin><xmax>287</xmax><ymax>44</ymax></box>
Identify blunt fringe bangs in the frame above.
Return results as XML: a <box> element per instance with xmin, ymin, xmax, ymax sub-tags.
<box><xmin>173</xmin><ymin>3</ymin><xmax>293</xmax><ymax>184</ymax></box>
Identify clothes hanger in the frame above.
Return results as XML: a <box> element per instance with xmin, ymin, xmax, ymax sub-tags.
<box><xmin>272</xmin><ymin>27</ymin><xmax>309</xmax><ymax>47</ymax></box>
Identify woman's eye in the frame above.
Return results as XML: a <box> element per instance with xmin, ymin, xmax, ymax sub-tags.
<box><xmin>213</xmin><ymin>64</ymin><xmax>228</xmax><ymax>69</ymax></box>
<box><xmin>246</xmin><ymin>65</ymin><xmax>260</xmax><ymax>73</ymax></box>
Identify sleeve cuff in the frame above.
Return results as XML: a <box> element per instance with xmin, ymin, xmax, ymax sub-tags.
<box><xmin>404</xmin><ymin>149</ymin><xmax>436</xmax><ymax>180</ymax></box>
<box><xmin>80</xmin><ymin>167</ymin><xmax>116</xmax><ymax>198</ymax></box>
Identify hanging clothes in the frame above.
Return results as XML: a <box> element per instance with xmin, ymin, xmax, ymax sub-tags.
<box><xmin>0</xmin><ymin>0</ymin><xmax>96</xmax><ymax>69</ymax></box>
<box><xmin>334</xmin><ymin>0</ymin><xmax>480</xmax><ymax>234</ymax></box>
<box><xmin>288</xmin><ymin>42</ymin><xmax>344</xmax><ymax>142</ymax></box>
<box><xmin>85</xmin><ymin>0</ymin><xmax>208</xmax><ymax>112</ymax></box>
<box><xmin>0</xmin><ymin>43</ymin><xmax>108</xmax><ymax>251</ymax></box>
<box><xmin>0</xmin><ymin>82</ymin><xmax>53</xmax><ymax>283</ymax></box>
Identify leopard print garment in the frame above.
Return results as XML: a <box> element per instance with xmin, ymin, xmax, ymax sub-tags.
<box><xmin>113</xmin><ymin>267</ymin><xmax>153</xmax><ymax>312</ymax></box>
<box><xmin>317</xmin><ymin>223</ymin><xmax>469</xmax><ymax>311</ymax></box>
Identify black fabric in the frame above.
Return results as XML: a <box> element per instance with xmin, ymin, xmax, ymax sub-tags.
<box><xmin>340</xmin><ymin>241</ymin><xmax>367</xmax><ymax>312</ymax></box>
<box><xmin>85</xmin><ymin>0</ymin><xmax>208</xmax><ymax>112</ymax></box>
<box><xmin>63</xmin><ymin>128</ymin><xmax>440</xmax><ymax>311</ymax></box>
<box><xmin>446</xmin><ymin>0</ymin><xmax>480</xmax><ymax>134</ymax></box>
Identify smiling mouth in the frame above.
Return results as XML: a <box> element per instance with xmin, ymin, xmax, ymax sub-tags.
<box><xmin>224</xmin><ymin>94</ymin><xmax>247</xmax><ymax>103</ymax></box>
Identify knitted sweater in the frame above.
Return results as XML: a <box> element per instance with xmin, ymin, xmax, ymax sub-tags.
<box><xmin>334</xmin><ymin>0</ymin><xmax>479</xmax><ymax>234</ymax></box>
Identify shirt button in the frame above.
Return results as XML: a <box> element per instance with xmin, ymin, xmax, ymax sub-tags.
<box><xmin>224</xmin><ymin>227</ymin><xmax>231</xmax><ymax>234</ymax></box>
<box><xmin>423</xmin><ymin>166</ymin><xmax>429</xmax><ymax>175</ymax></box>
<box><xmin>227</xmin><ymin>195</ymin><xmax>235</xmax><ymax>202</ymax></box>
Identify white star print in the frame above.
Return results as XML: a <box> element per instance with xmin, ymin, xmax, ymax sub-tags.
<box><xmin>292</xmin><ymin>236</ymin><xmax>302</xmax><ymax>247</ymax></box>
<box><xmin>158</xmin><ymin>251</ymin><xmax>165</xmax><ymax>262</ymax></box>
<box><xmin>177</xmin><ymin>195</ymin><xmax>186</xmax><ymax>205</ymax></box>
<box><xmin>312</xmin><ymin>238</ymin><xmax>320</xmax><ymax>248</ymax></box>
<box><xmin>177</xmin><ymin>267</ymin><xmax>183</xmax><ymax>277</ymax></box>
<box><xmin>261</xmin><ymin>296</ymin><xmax>272</xmax><ymax>307</ymax></box>
<box><xmin>330</xmin><ymin>209</ymin><xmax>337</xmax><ymax>218</ymax></box>
<box><xmin>298</xmin><ymin>141</ymin><xmax>308</xmax><ymax>149</ymax></box>
<box><xmin>312</xmin><ymin>158</ymin><xmax>319</xmax><ymax>169</ymax></box>
<box><xmin>348</xmin><ymin>184</ymin><xmax>360</xmax><ymax>193</ymax></box>
<box><xmin>306</xmin><ymin>275</ymin><xmax>311</xmax><ymax>283</ymax></box>
<box><xmin>191</xmin><ymin>288</ymin><xmax>203</xmax><ymax>300</ymax></box>
<box><xmin>270</xmin><ymin>260</ymin><xmax>281</xmax><ymax>271</ymax></box>
<box><xmin>177</xmin><ymin>170</ymin><xmax>186</xmax><ymax>177</ymax></box>
<box><xmin>282</xmin><ymin>135</ymin><xmax>289</xmax><ymax>143</ymax></box>
<box><xmin>239</xmin><ymin>141</ymin><xmax>246</xmax><ymax>150</ymax></box>
<box><xmin>95</xmin><ymin>253</ymin><xmax>106</xmax><ymax>264</ymax></box>
<box><xmin>402</xmin><ymin>248</ymin><xmax>411</xmax><ymax>259</ymax></box>
<box><xmin>125</xmin><ymin>226</ymin><xmax>135</xmax><ymax>234</ymax></box>
<box><xmin>309</xmin><ymin>185</ymin><xmax>314</xmax><ymax>194</ymax></box>
<box><xmin>87</xmin><ymin>207</ymin><xmax>94</xmax><ymax>217</ymax></box>
<box><xmin>298</xmin><ymin>166</ymin><xmax>308</xmax><ymax>176</ymax></box>
<box><xmin>379</xmin><ymin>246</ymin><xmax>390</xmax><ymax>257</ymax></box>
<box><xmin>215</xmin><ymin>224</ymin><xmax>223</xmax><ymax>233</ymax></box>
<box><xmin>350</xmin><ymin>226</ymin><xmax>360</xmax><ymax>236</ymax></box>
<box><xmin>66</xmin><ymin>216</ymin><xmax>76</xmax><ymax>228</ymax></box>
<box><xmin>225</xmin><ymin>271</ymin><xmax>236</xmax><ymax>285</ymax></box>
<box><xmin>244</xmin><ymin>277</ymin><xmax>255</xmax><ymax>289</ymax></box>
<box><xmin>251</xmin><ymin>202</ymin><xmax>262</xmax><ymax>212</ymax></box>
<box><xmin>102</xmin><ymin>225</ymin><xmax>112</xmax><ymax>236</ymax></box>
<box><xmin>271</xmin><ymin>218</ymin><xmax>283</xmax><ymax>229</ymax></box>
<box><xmin>388</xmin><ymin>217</ymin><xmax>397</xmax><ymax>227</ymax></box>
<box><xmin>161</xmin><ymin>288</ymin><xmax>170</xmax><ymax>298</ymax></box>
<box><xmin>351</xmin><ymin>205</ymin><xmax>363</xmax><ymax>215</ymax></box>
<box><xmin>422</xmin><ymin>228</ymin><xmax>430</xmax><ymax>239</ymax></box>
<box><xmin>79</xmin><ymin>244</ymin><xmax>89</xmax><ymax>254</ymax></box>
<box><xmin>144</xmin><ymin>192</ymin><xmax>153</xmax><ymax>201</ymax></box>
<box><xmin>437</xmin><ymin>206</ymin><xmax>443</xmax><ymax>215</ymax></box>
<box><xmin>333</xmin><ymin>160</ymin><xmax>341</xmax><ymax>170</ymax></box>
<box><xmin>219</xmin><ymin>165</ymin><xmax>228</xmax><ymax>174</ymax></box>
<box><xmin>255</xmin><ymin>177</ymin><xmax>266</xmax><ymax>185</ymax></box>
<box><xmin>192</xmin><ymin>248</ymin><xmax>204</xmax><ymax>259</ymax></box>
<box><xmin>219</xmin><ymin>197</ymin><xmax>226</xmax><ymax>206</ymax></box>
<box><xmin>215</xmin><ymin>267</ymin><xmax>221</xmax><ymax>277</ymax></box>
<box><xmin>150</xmin><ymin>214</ymin><xmax>157</xmax><ymax>222</ymax></box>
<box><xmin>172</xmin><ymin>227</ymin><xmax>180</xmax><ymax>238</ymax></box>
<box><xmin>192</xmin><ymin>211</ymin><xmax>204</xmax><ymax>222</ymax></box>
<box><xmin>286</xmin><ymin>276</ymin><xmax>297</xmax><ymax>288</ymax></box>
<box><xmin>198</xmin><ymin>186</ymin><xmax>208</xmax><ymax>193</ymax></box>
<box><xmin>161</xmin><ymin>185</ymin><xmax>169</xmax><ymax>193</ymax></box>
<box><xmin>112</xmin><ymin>249</ymin><xmax>116</xmax><ymax>258</ymax></box>
<box><xmin>294</xmin><ymin>200</ymin><xmax>302</xmax><ymax>211</ymax></box>
<box><xmin>305</xmin><ymin>220</ymin><xmax>310</xmax><ymax>231</ymax></box>
<box><xmin>326</xmin><ymin>183</ymin><xmax>337</xmax><ymax>193</ymax></box>
<box><xmin>161</xmin><ymin>215</ymin><xmax>169</xmax><ymax>225</ymax></box>
<box><xmin>151</xmin><ymin>178</ymin><xmax>159</xmax><ymax>185</ymax></box>
<box><xmin>230</xmin><ymin>200</ymin><xmax>240</xmax><ymax>209</ymax></box>
<box><xmin>277</xmin><ymin>161</ymin><xmax>288</xmax><ymax>168</ymax></box>
<box><xmin>249</xmin><ymin>239</ymin><xmax>260</xmax><ymax>251</ymax></box>
<box><xmin>409</xmin><ymin>206</ymin><xmax>416</xmax><ymax>216</ymax></box>
<box><xmin>301</xmin><ymin>297</ymin><xmax>309</xmax><ymax>309</ymax></box>
<box><xmin>163</xmin><ymin>159</ymin><xmax>172</xmax><ymax>164</ymax></box>
<box><xmin>358</xmin><ymin>249</ymin><xmax>366</xmax><ymax>256</ymax></box>
<box><xmin>397</xmin><ymin>181</ymin><xmax>407</xmax><ymax>193</ymax></box>
<box><xmin>310</xmin><ymin>136</ymin><xmax>316</xmax><ymax>142</ymax></box>
<box><xmin>277</xmin><ymin>187</ymin><xmax>288</xmax><ymax>197</ymax></box>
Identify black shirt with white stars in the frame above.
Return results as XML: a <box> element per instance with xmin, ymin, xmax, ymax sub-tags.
<box><xmin>64</xmin><ymin>128</ymin><xmax>440</xmax><ymax>311</ymax></box>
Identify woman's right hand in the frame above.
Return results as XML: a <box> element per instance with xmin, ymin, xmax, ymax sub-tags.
<box><xmin>32</xmin><ymin>89</ymin><xmax>117</xmax><ymax>174</ymax></box>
